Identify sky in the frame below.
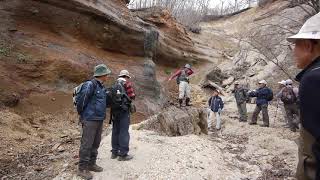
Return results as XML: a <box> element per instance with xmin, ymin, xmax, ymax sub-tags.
<box><xmin>129</xmin><ymin>0</ymin><xmax>257</xmax><ymax>10</ymax></box>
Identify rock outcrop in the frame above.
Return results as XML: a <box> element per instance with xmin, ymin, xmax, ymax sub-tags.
<box><xmin>134</xmin><ymin>106</ymin><xmax>208</xmax><ymax>136</ymax></box>
<box><xmin>133</xmin><ymin>7</ymin><xmax>209</xmax><ymax>66</ymax></box>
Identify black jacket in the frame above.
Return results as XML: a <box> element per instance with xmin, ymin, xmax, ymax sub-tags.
<box><xmin>296</xmin><ymin>56</ymin><xmax>320</xmax><ymax>140</ymax></box>
<box><xmin>296</xmin><ymin>56</ymin><xmax>320</xmax><ymax>178</ymax></box>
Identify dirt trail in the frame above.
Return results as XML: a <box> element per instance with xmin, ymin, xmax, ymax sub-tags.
<box><xmin>54</xmin><ymin>83</ymin><xmax>299</xmax><ymax>180</ymax></box>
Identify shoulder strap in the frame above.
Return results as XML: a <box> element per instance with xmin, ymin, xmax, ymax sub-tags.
<box><xmin>210</xmin><ymin>96</ymin><xmax>214</xmax><ymax>107</ymax></box>
<box><xmin>90</xmin><ymin>79</ymin><xmax>98</xmax><ymax>90</ymax></box>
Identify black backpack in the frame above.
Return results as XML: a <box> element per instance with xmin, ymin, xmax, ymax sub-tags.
<box><xmin>281</xmin><ymin>87</ymin><xmax>297</xmax><ymax>104</ymax></box>
<box><xmin>107</xmin><ymin>81</ymin><xmax>131</xmax><ymax>112</ymax></box>
<box><xmin>266</xmin><ymin>88</ymin><xmax>274</xmax><ymax>101</ymax></box>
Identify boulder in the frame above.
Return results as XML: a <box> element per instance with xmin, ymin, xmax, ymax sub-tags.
<box><xmin>205</xmin><ymin>67</ymin><xmax>228</xmax><ymax>84</ymax></box>
<box><xmin>222</xmin><ymin>76</ymin><xmax>235</xmax><ymax>87</ymax></box>
<box><xmin>135</xmin><ymin>106</ymin><xmax>208</xmax><ymax>136</ymax></box>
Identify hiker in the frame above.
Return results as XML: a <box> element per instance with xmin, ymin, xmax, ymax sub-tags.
<box><xmin>76</xmin><ymin>64</ymin><xmax>112</xmax><ymax>179</ymax></box>
<box><xmin>276</xmin><ymin>80</ymin><xmax>289</xmax><ymax>127</ymax></box>
<box><xmin>285</xmin><ymin>79</ymin><xmax>299</xmax><ymax>102</ymax></box>
<box><xmin>168</xmin><ymin>64</ymin><xmax>194</xmax><ymax>107</ymax></box>
<box><xmin>277</xmin><ymin>79</ymin><xmax>300</xmax><ymax>132</ymax></box>
<box><xmin>110</xmin><ymin>70</ymin><xmax>135</xmax><ymax>161</ymax></box>
<box><xmin>207</xmin><ymin>89</ymin><xmax>224</xmax><ymax>131</ymax></box>
<box><xmin>276</xmin><ymin>79</ymin><xmax>300</xmax><ymax>132</ymax></box>
<box><xmin>287</xmin><ymin>12</ymin><xmax>320</xmax><ymax>179</ymax></box>
<box><xmin>248</xmin><ymin>80</ymin><xmax>273</xmax><ymax>127</ymax></box>
<box><xmin>232</xmin><ymin>81</ymin><xmax>249</xmax><ymax>122</ymax></box>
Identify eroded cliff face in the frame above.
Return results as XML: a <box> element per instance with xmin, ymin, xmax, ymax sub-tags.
<box><xmin>0</xmin><ymin>0</ymin><xmax>208</xmax><ymax>109</ymax></box>
<box><xmin>0</xmin><ymin>0</ymin><xmax>207</xmax><ymax>177</ymax></box>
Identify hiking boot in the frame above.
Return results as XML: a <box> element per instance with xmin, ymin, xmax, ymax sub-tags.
<box><xmin>179</xmin><ymin>99</ymin><xmax>183</xmax><ymax>107</ymax></box>
<box><xmin>118</xmin><ymin>154</ymin><xmax>133</xmax><ymax>161</ymax></box>
<box><xmin>77</xmin><ymin>169</ymin><xmax>93</xmax><ymax>180</ymax></box>
<box><xmin>249</xmin><ymin>122</ymin><xmax>257</xmax><ymax>125</ymax></box>
<box><xmin>290</xmin><ymin>128</ymin><xmax>297</xmax><ymax>132</ymax></box>
<box><xmin>88</xmin><ymin>164</ymin><xmax>103</xmax><ymax>172</ymax></box>
<box><xmin>208</xmin><ymin>127</ymin><xmax>214</xmax><ymax>132</ymax></box>
<box><xmin>186</xmin><ymin>98</ymin><xmax>192</xmax><ymax>106</ymax></box>
<box><xmin>260</xmin><ymin>124</ymin><xmax>269</xmax><ymax>127</ymax></box>
<box><xmin>282</xmin><ymin>124</ymin><xmax>290</xmax><ymax>128</ymax></box>
<box><xmin>111</xmin><ymin>153</ymin><xmax>118</xmax><ymax>159</ymax></box>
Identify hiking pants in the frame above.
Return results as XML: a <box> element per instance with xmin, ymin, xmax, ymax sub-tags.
<box><xmin>207</xmin><ymin>109</ymin><xmax>221</xmax><ymax>130</ymax></box>
<box><xmin>237</xmin><ymin>102</ymin><xmax>247</xmax><ymax>121</ymax></box>
<box><xmin>284</xmin><ymin>103</ymin><xmax>299</xmax><ymax>130</ymax></box>
<box><xmin>79</xmin><ymin>120</ymin><xmax>103</xmax><ymax>170</ymax></box>
<box><xmin>296</xmin><ymin>127</ymin><xmax>317</xmax><ymax>179</ymax></box>
<box><xmin>111</xmin><ymin>110</ymin><xmax>130</xmax><ymax>156</ymax></box>
<box><xmin>179</xmin><ymin>81</ymin><xmax>191</xmax><ymax>99</ymax></box>
<box><xmin>251</xmin><ymin>104</ymin><xmax>269</xmax><ymax>126</ymax></box>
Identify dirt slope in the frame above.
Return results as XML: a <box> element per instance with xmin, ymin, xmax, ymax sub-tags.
<box><xmin>55</xmin><ymin>87</ymin><xmax>299</xmax><ymax>180</ymax></box>
<box><xmin>0</xmin><ymin>0</ymin><xmax>212</xmax><ymax>179</ymax></box>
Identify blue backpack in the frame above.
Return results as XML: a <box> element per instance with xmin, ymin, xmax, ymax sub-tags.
<box><xmin>73</xmin><ymin>79</ymin><xmax>97</xmax><ymax>113</ymax></box>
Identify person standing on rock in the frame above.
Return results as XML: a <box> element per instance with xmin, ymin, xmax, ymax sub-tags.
<box><xmin>168</xmin><ymin>64</ymin><xmax>194</xmax><ymax>107</ymax></box>
<box><xmin>207</xmin><ymin>89</ymin><xmax>224</xmax><ymax>131</ymax></box>
<box><xmin>248</xmin><ymin>80</ymin><xmax>273</xmax><ymax>127</ymax></box>
<box><xmin>110</xmin><ymin>70</ymin><xmax>135</xmax><ymax>161</ymax></box>
<box><xmin>287</xmin><ymin>12</ymin><xmax>320</xmax><ymax>180</ymax></box>
<box><xmin>76</xmin><ymin>64</ymin><xmax>112</xmax><ymax>180</ymax></box>
<box><xmin>232</xmin><ymin>81</ymin><xmax>249</xmax><ymax>122</ymax></box>
<box><xmin>276</xmin><ymin>79</ymin><xmax>300</xmax><ymax>132</ymax></box>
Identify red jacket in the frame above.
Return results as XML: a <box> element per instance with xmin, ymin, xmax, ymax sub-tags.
<box><xmin>169</xmin><ymin>68</ymin><xmax>194</xmax><ymax>80</ymax></box>
<box><xmin>124</xmin><ymin>81</ymin><xmax>136</xmax><ymax>100</ymax></box>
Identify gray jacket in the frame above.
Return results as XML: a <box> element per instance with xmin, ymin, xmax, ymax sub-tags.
<box><xmin>233</xmin><ymin>87</ymin><xmax>248</xmax><ymax>104</ymax></box>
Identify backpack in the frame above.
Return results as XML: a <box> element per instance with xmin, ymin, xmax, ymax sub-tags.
<box><xmin>107</xmin><ymin>80</ymin><xmax>131</xmax><ymax>112</ymax></box>
<box><xmin>266</xmin><ymin>88</ymin><xmax>273</xmax><ymax>101</ymax></box>
<box><xmin>73</xmin><ymin>79</ymin><xmax>97</xmax><ymax>113</ymax></box>
<box><xmin>176</xmin><ymin>69</ymin><xmax>189</xmax><ymax>84</ymax></box>
<box><xmin>281</xmin><ymin>87</ymin><xmax>297</xmax><ymax>104</ymax></box>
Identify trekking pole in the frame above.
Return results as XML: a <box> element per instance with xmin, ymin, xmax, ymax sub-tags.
<box><xmin>274</xmin><ymin>100</ymin><xmax>279</xmax><ymax>126</ymax></box>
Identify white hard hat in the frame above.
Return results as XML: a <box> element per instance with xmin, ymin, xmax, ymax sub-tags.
<box><xmin>278</xmin><ymin>80</ymin><xmax>287</xmax><ymax>86</ymax></box>
<box><xmin>185</xmin><ymin>64</ymin><xmax>191</xmax><ymax>69</ymax></box>
<box><xmin>118</xmin><ymin>70</ymin><xmax>131</xmax><ymax>78</ymax></box>
<box><xmin>234</xmin><ymin>81</ymin><xmax>240</xmax><ymax>85</ymax></box>
<box><xmin>285</xmin><ymin>79</ymin><xmax>293</xmax><ymax>85</ymax></box>
<box><xmin>258</xmin><ymin>80</ymin><xmax>267</xmax><ymax>85</ymax></box>
<box><xmin>287</xmin><ymin>12</ymin><xmax>320</xmax><ymax>42</ymax></box>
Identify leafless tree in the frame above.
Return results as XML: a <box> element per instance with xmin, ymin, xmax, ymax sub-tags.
<box><xmin>129</xmin><ymin>0</ymin><xmax>255</xmax><ymax>27</ymax></box>
<box><xmin>287</xmin><ymin>0</ymin><xmax>320</xmax><ymax>16</ymax></box>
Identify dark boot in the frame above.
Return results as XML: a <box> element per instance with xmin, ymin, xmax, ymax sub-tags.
<box><xmin>111</xmin><ymin>153</ymin><xmax>118</xmax><ymax>159</ymax></box>
<box><xmin>179</xmin><ymin>99</ymin><xmax>183</xmax><ymax>107</ymax></box>
<box><xmin>186</xmin><ymin>98</ymin><xmax>191</xmax><ymax>106</ymax></box>
<box><xmin>77</xmin><ymin>169</ymin><xmax>93</xmax><ymax>180</ymax></box>
<box><xmin>290</xmin><ymin>128</ymin><xmax>297</xmax><ymax>132</ymax></box>
<box><xmin>88</xmin><ymin>164</ymin><xmax>103</xmax><ymax>172</ymax></box>
<box><xmin>249</xmin><ymin>122</ymin><xmax>257</xmax><ymax>125</ymax></box>
<box><xmin>118</xmin><ymin>154</ymin><xmax>133</xmax><ymax>161</ymax></box>
<box><xmin>260</xmin><ymin>124</ymin><xmax>269</xmax><ymax>127</ymax></box>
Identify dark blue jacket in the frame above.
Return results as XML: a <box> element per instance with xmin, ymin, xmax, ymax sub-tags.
<box><xmin>296</xmin><ymin>56</ymin><xmax>320</xmax><ymax>179</ymax></box>
<box><xmin>249</xmin><ymin>87</ymin><xmax>271</xmax><ymax>105</ymax></box>
<box><xmin>77</xmin><ymin>79</ymin><xmax>108</xmax><ymax>121</ymax></box>
<box><xmin>208</xmin><ymin>96</ymin><xmax>224</xmax><ymax>112</ymax></box>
